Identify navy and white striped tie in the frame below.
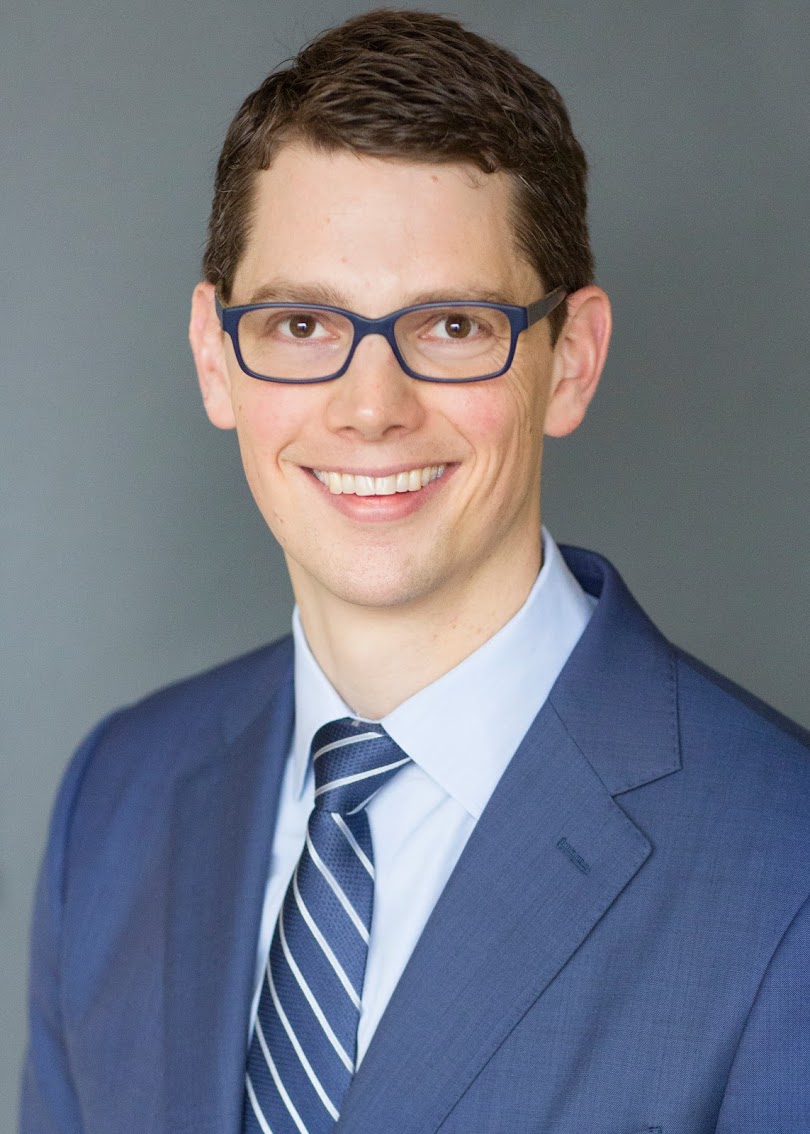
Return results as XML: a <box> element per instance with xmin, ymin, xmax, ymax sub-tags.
<box><xmin>243</xmin><ymin>718</ymin><xmax>410</xmax><ymax>1134</ymax></box>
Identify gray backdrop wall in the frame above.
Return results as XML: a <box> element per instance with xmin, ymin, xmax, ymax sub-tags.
<box><xmin>2</xmin><ymin>0</ymin><xmax>807</xmax><ymax>1124</ymax></box>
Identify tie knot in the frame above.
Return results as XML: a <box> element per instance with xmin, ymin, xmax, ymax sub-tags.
<box><xmin>310</xmin><ymin>717</ymin><xmax>410</xmax><ymax>815</ymax></box>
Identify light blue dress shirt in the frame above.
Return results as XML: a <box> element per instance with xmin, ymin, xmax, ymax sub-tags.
<box><xmin>251</xmin><ymin>529</ymin><xmax>596</xmax><ymax>1061</ymax></box>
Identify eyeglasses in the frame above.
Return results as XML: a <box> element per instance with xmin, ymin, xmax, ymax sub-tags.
<box><xmin>215</xmin><ymin>287</ymin><xmax>566</xmax><ymax>384</ymax></box>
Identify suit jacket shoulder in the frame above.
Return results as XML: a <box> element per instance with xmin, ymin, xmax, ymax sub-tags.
<box><xmin>64</xmin><ymin>635</ymin><xmax>293</xmax><ymax>854</ymax></box>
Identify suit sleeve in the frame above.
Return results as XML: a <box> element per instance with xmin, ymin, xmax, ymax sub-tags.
<box><xmin>714</xmin><ymin>891</ymin><xmax>810</xmax><ymax>1131</ymax></box>
<box><xmin>19</xmin><ymin>716</ymin><xmax>116</xmax><ymax>1134</ymax></box>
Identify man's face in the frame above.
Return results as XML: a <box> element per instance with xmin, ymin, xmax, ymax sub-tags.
<box><xmin>195</xmin><ymin>145</ymin><xmax>572</xmax><ymax>618</ymax></box>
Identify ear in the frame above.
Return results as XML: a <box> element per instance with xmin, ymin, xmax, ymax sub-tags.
<box><xmin>189</xmin><ymin>281</ymin><xmax>237</xmax><ymax>430</ymax></box>
<box><xmin>543</xmin><ymin>285</ymin><xmax>612</xmax><ymax>438</ymax></box>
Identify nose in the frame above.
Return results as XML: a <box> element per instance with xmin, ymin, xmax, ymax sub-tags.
<box><xmin>323</xmin><ymin>332</ymin><xmax>427</xmax><ymax>441</ymax></box>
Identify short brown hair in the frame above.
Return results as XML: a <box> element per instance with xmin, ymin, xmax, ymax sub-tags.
<box><xmin>202</xmin><ymin>8</ymin><xmax>594</xmax><ymax>339</ymax></box>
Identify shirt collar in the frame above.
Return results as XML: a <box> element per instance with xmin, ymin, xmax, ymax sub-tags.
<box><xmin>291</xmin><ymin>529</ymin><xmax>595</xmax><ymax>816</ymax></box>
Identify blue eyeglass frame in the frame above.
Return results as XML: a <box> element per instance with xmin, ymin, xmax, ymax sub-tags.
<box><xmin>215</xmin><ymin>286</ymin><xmax>567</xmax><ymax>384</ymax></box>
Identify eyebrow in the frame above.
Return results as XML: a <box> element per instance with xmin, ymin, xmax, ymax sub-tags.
<box><xmin>245</xmin><ymin>280</ymin><xmax>348</xmax><ymax>307</ymax></box>
<box><xmin>242</xmin><ymin>279</ymin><xmax>519</xmax><ymax>310</ymax></box>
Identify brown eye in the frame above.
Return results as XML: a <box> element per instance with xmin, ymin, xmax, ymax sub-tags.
<box><xmin>444</xmin><ymin>314</ymin><xmax>473</xmax><ymax>338</ymax></box>
<box><xmin>288</xmin><ymin>314</ymin><xmax>318</xmax><ymax>338</ymax></box>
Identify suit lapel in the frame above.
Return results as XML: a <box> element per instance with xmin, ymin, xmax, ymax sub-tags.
<box><xmin>338</xmin><ymin>549</ymin><xmax>681</xmax><ymax>1133</ymax></box>
<box><xmin>162</xmin><ymin>673</ymin><xmax>294</xmax><ymax>1134</ymax></box>
<box><xmin>338</xmin><ymin>705</ymin><xmax>651</xmax><ymax>1132</ymax></box>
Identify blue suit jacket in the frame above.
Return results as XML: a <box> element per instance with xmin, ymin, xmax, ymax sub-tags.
<box><xmin>22</xmin><ymin>548</ymin><xmax>810</xmax><ymax>1133</ymax></box>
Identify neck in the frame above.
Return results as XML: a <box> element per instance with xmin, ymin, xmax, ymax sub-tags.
<box><xmin>292</xmin><ymin>536</ymin><xmax>543</xmax><ymax>720</ymax></box>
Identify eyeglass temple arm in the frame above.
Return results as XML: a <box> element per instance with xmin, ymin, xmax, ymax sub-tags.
<box><xmin>526</xmin><ymin>286</ymin><xmax>567</xmax><ymax>327</ymax></box>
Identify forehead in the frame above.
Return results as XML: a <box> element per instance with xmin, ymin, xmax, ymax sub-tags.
<box><xmin>232</xmin><ymin>144</ymin><xmax>538</xmax><ymax>310</ymax></box>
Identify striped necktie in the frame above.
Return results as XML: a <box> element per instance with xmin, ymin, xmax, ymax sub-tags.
<box><xmin>243</xmin><ymin>718</ymin><xmax>411</xmax><ymax>1134</ymax></box>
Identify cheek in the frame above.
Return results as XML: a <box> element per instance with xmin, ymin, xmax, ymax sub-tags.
<box><xmin>438</xmin><ymin>379</ymin><xmax>544</xmax><ymax>454</ymax></box>
<box><xmin>455</xmin><ymin>388</ymin><xmax>504</xmax><ymax>437</ymax></box>
<box><xmin>228</xmin><ymin>384</ymin><xmax>316</xmax><ymax>533</ymax></box>
<box><xmin>231</xmin><ymin>382</ymin><xmax>310</xmax><ymax>461</ymax></box>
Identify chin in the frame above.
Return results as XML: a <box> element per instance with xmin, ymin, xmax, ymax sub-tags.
<box><xmin>301</xmin><ymin>551</ymin><xmax>445</xmax><ymax>612</ymax></box>
<box><xmin>329</xmin><ymin>572</ymin><xmax>435</xmax><ymax>612</ymax></box>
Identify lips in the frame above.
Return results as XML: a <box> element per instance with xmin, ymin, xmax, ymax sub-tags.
<box><xmin>311</xmin><ymin>464</ymin><xmax>447</xmax><ymax>496</ymax></box>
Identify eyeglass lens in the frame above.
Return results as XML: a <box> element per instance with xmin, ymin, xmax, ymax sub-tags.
<box><xmin>235</xmin><ymin>305</ymin><xmax>514</xmax><ymax>381</ymax></box>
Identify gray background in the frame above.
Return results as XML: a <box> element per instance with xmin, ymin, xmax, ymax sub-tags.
<box><xmin>2</xmin><ymin>0</ymin><xmax>808</xmax><ymax>1124</ymax></box>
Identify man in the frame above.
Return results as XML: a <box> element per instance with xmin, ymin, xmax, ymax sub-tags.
<box><xmin>22</xmin><ymin>9</ymin><xmax>810</xmax><ymax>1133</ymax></box>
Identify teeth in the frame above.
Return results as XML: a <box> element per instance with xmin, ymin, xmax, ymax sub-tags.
<box><xmin>313</xmin><ymin>464</ymin><xmax>446</xmax><ymax>496</ymax></box>
<box><xmin>355</xmin><ymin>475</ymin><xmax>374</xmax><ymax>496</ymax></box>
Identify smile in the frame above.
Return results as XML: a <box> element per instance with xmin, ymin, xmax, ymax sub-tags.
<box><xmin>312</xmin><ymin>465</ymin><xmax>447</xmax><ymax>496</ymax></box>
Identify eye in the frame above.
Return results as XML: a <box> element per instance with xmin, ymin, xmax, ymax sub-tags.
<box><xmin>283</xmin><ymin>313</ymin><xmax>322</xmax><ymax>339</ymax></box>
<box><xmin>436</xmin><ymin>313</ymin><xmax>477</xmax><ymax>339</ymax></box>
